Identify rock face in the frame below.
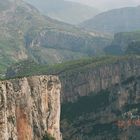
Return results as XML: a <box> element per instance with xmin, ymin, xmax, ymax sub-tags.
<box><xmin>61</xmin><ymin>76</ymin><xmax>140</xmax><ymax>140</ymax></box>
<box><xmin>0</xmin><ymin>75</ymin><xmax>61</xmax><ymax>140</ymax></box>
<box><xmin>60</xmin><ymin>57</ymin><xmax>140</xmax><ymax>140</ymax></box>
<box><xmin>3</xmin><ymin>56</ymin><xmax>140</xmax><ymax>139</ymax></box>
<box><xmin>61</xmin><ymin>58</ymin><xmax>140</xmax><ymax>103</ymax></box>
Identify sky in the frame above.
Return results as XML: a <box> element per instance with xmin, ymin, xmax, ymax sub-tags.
<box><xmin>67</xmin><ymin>0</ymin><xmax>140</xmax><ymax>11</ymax></box>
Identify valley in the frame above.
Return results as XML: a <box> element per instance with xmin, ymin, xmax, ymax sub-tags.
<box><xmin>0</xmin><ymin>0</ymin><xmax>140</xmax><ymax>140</ymax></box>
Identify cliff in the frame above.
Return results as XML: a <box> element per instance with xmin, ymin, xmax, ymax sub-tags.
<box><xmin>60</xmin><ymin>57</ymin><xmax>140</xmax><ymax>140</ymax></box>
<box><xmin>60</xmin><ymin>56</ymin><xmax>140</xmax><ymax>102</ymax></box>
<box><xmin>61</xmin><ymin>74</ymin><xmax>140</xmax><ymax>140</ymax></box>
<box><xmin>0</xmin><ymin>75</ymin><xmax>62</xmax><ymax>140</ymax></box>
<box><xmin>6</xmin><ymin>56</ymin><xmax>140</xmax><ymax>103</ymax></box>
<box><xmin>5</xmin><ymin>56</ymin><xmax>140</xmax><ymax>139</ymax></box>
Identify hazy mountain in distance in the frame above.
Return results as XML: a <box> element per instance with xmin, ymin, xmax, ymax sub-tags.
<box><xmin>0</xmin><ymin>0</ymin><xmax>111</xmax><ymax>74</ymax></box>
<box><xmin>24</xmin><ymin>0</ymin><xmax>99</xmax><ymax>24</ymax></box>
<box><xmin>80</xmin><ymin>5</ymin><xmax>140</xmax><ymax>33</ymax></box>
<box><xmin>69</xmin><ymin>0</ymin><xmax>140</xmax><ymax>11</ymax></box>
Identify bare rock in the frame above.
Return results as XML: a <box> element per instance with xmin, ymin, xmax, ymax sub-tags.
<box><xmin>0</xmin><ymin>75</ymin><xmax>62</xmax><ymax>140</ymax></box>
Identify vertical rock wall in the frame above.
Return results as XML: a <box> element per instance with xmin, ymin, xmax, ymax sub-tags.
<box><xmin>61</xmin><ymin>58</ymin><xmax>140</xmax><ymax>102</ymax></box>
<box><xmin>0</xmin><ymin>75</ymin><xmax>61</xmax><ymax>140</ymax></box>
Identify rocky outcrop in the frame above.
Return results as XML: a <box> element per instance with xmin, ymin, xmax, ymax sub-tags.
<box><xmin>0</xmin><ymin>75</ymin><xmax>61</xmax><ymax>140</ymax></box>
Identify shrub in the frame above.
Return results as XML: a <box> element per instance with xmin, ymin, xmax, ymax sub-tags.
<box><xmin>42</xmin><ymin>133</ymin><xmax>55</xmax><ymax>140</ymax></box>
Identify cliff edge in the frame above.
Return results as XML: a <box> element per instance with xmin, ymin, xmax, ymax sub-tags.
<box><xmin>0</xmin><ymin>75</ymin><xmax>61</xmax><ymax>140</ymax></box>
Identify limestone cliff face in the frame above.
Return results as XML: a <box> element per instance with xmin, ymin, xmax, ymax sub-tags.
<box><xmin>61</xmin><ymin>58</ymin><xmax>140</xmax><ymax>140</ymax></box>
<box><xmin>0</xmin><ymin>75</ymin><xmax>61</xmax><ymax>140</ymax></box>
<box><xmin>61</xmin><ymin>75</ymin><xmax>140</xmax><ymax>140</ymax></box>
<box><xmin>61</xmin><ymin>58</ymin><xmax>140</xmax><ymax>103</ymax></box>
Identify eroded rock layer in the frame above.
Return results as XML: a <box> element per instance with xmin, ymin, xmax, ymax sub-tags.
<box><xmin>61</xmin><ymin>58</ymin><xmax>140</xmax><ymax>102</ymax></box>
<box><xmin>0</xmin><ymin>75</ymin><xmax>61</xmax><ymax>140</ymax></box>
<box><xmin>61</xmin><ymin>58</ymin><xmax>140</xmax><ymax>140</ymax></box>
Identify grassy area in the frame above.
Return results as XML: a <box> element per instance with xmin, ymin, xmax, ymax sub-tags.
<box><xmin>42</xmin><ymin>133</ymin><xmax>55</xmax><ymax>140</ymax></box>
<box><xmin>5</xmin><ymin>55</ymin><xmax>139</xmax><ymax>79</ymax></box>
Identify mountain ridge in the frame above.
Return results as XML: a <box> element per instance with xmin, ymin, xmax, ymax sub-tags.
<box><xmin>24</xmin><ymin>0</ymin><xmax>99</xmax><ymax>24</ymax></box>
<box><xmin>80</xmin><ymin>5</ymin><xmax>140</xmax><ymax>33</ymax></box>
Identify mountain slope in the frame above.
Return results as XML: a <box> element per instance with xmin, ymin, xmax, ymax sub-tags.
<box><xmin>0</xmin><ymin>0</ymin><xmax>112</xmax><ymax>74</ymax></box>
<box><xmin>104</xmin><ymin>31</ymin><xmax>140</xmax><ymax>55</ymax></box>
<box><xmin>80</xmin><ymin>6</ymin><xmax>140</xmax><ymax>33</ymax></box>
<box><xmin>24</xmin><ymin>0</ymin><xmax>99</xmax><ymax>24</ymax></box>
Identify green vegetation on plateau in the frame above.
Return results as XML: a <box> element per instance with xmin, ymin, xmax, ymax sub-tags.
<box><xmin>6</xmin><ymin>55</ymin><xmax>139</xmax><ymax>79</ymax></box>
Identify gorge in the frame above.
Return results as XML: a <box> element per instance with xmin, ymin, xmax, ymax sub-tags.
<box><xmin>2</xmin><ymin>56</ymin><xmax>140</xmax><ymax>140</ymax></box>
<box><xmin>0</xmin><ymin>0</ymin><xmax>140</xmax><ymax>140</ymax></box>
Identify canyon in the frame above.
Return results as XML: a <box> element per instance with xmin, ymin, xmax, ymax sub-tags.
<box><xmin>4</xmin><ymin>56</ymin><xmax>140</xmax><ymax>140</ymax></box>
<box><xmin>0</xmin><ymin>1</ymin><xmax>140</xmax><ymax>140</ymax></box>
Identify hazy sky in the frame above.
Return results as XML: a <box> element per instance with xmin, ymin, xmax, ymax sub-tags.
<box><xmin>67</xmin><ymin>0</ymin><xmax>140</xmax><ymax>11</ymax></box>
